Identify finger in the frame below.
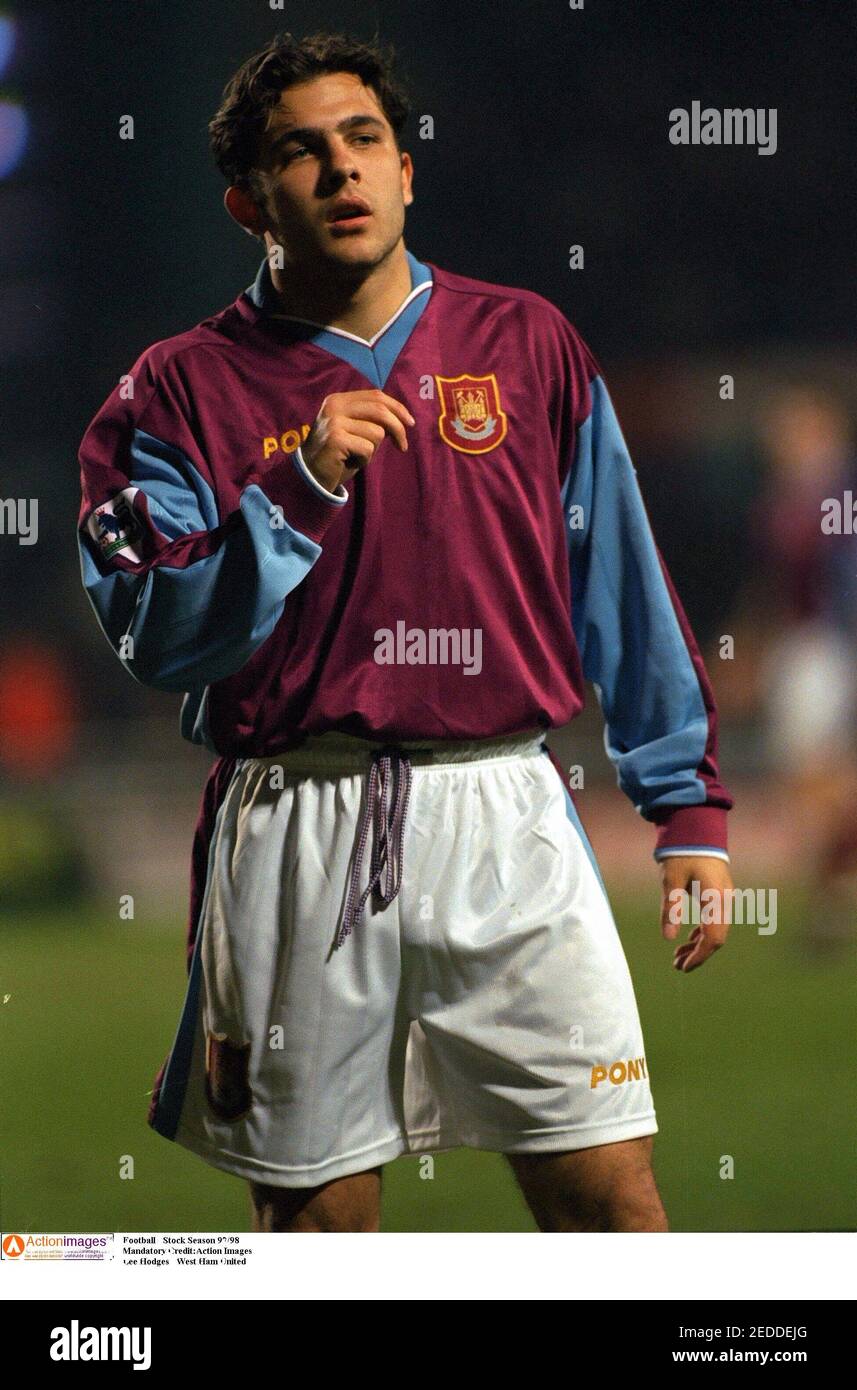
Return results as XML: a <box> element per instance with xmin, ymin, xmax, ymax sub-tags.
<box><xmin>329</xmin><ymin>428</ymin><xmax>376</xmax><ymax>471</ymax></box>
<box><xmin>674</xmin><ymin>932</ymin><xmax>725</xmax><ymax>972</ymax></box>
<box><xmin>674</xmin><ymin>945</ymin><xmax>703</xmax><ymax>972</ymax></box>
<box><xmin>347</xmin><ymin>401</ymin><xmax>411</xmax><ymax>452</ymax></box>
<box><xmin>675</xmin><ymin>948</ymin><xmax>709</xmax><ymax>973</ymax></box>
<box><xmin>348</xmin><ymin>390</ymin><xmax>416</xmax><ymax>427</ymax></box>
<box><xmin>339</xmin><ymin>419</ymin><xmax>387</xmax><ymax>449</ymax></box>
<box><xmin>660</xmin><ymin>880</ymin><xmax>686</xmax><ymax>940</ymax></box>
<box><xmin>661</xmin><ymin>905</ymin><xmax>682</xmax><ymax>941</ymax></box>
<box><xmin>671</xmin><ymin>925</ymin><xmax>701</xmax><ymax>966</ymax></box>
<box><xmin>680</xmin><ymin>917</ymin><xmax>730</xmax><ymax>961</ymax></box>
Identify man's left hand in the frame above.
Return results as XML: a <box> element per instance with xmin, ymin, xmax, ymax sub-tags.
<box><xmin>659</xmin><ymin>855</ymin><xmax>734</xmax><ymax>973</ymax></box>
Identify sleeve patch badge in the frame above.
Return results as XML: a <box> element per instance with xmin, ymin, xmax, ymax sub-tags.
<box><xmin>87</xmin><ymin>487</ymin><xmax>143</xmax><ymax>562</ymax></box>
<box><xmin>434</xmin><ymin>373</ymin><xmax>508</xmax><ymax>455</ymax></box>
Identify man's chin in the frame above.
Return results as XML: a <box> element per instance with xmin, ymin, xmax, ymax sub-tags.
<box><xmin>324</xmin><ymin>226</ymin><xmax>378</xmax><ymax>251</ymax></box>
<box><xmin>317</xmin><ymin>234</ymin><xmax>396</xmax><ymax>273</ymax></box>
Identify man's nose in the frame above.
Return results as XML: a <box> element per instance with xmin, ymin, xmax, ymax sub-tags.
<box><xmin>323</xmin><ymin>136</ymin><xmax>360</xmax><ymax>182</ymax></box>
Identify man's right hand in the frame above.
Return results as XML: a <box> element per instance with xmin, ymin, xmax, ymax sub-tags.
<box><xmin>302</xmin><ymin>389</ymin><xmax>415</xmax><ymax>493</ymax></box>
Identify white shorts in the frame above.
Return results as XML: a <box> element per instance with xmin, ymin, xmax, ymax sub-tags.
<box><xmin>150</xmin><ymin>730</ymin><xmax>657</xmax><ymax>1187</ymax></box>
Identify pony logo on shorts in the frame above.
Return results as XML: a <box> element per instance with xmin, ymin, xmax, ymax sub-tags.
<box><xmin>205</xmin><ymin>1031</ymin><xmax>253</xmax><ymax>1122</ymax></box>
<box><xmin>434</xmin><ymin>373</ymin><xmax>508</xmax><ymax>455</ymax></box>
<box><xmin>590</xmin><ymin>1057</ymin><xmax>648</xmax><ymax>1089</ymax></box>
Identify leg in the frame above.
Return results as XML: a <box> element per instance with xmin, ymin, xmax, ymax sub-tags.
<box><xmin>508</xmin><ymin>1135</ymin><xmax>668</xmax><ymax>1232</ymax></box>
<box><xmin>249</xmin><ymin>1166</ymin><xmax>383</xmax><ymax>1232</ymax></box>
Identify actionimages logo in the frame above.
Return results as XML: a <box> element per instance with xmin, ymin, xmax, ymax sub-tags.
<box><xmin>1</xmin><ymin>1231</ymin><xmax>113</xmax><ymax>1261</ymax></box>
<box><xmin>50</xmin><ymin>1319</ymin><xmax>152</xmax><ymax>1372</ymax></box>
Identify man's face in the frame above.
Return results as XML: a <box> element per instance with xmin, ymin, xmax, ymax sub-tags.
<box><xmin>248</xmin><ymin>71</ymin><xmax>413</xmax><ymax>273</ymax></box>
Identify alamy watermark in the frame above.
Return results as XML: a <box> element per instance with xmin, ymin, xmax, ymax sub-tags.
<box><xmin>667</xmin><ymin>880</ymin><xmax>777</xmax><ymax>934</ymax></box>
<box><xmin>374</xmin><ymin>622</ymin><xmax>482</xmax><ymax>675</ymax></box>
<box><xmin>0</xmin><ymin>497</ymin><xmax>38</xmax><ymax>544</ymax></box>
<box><xmin>820</xmin><ymin>491</ymin><xmax>857</xmax><ymax>533</ymax></box>
<box><xmin>669</xmin><ymin>102</ymin><xmax>777</xmax><ymax>156</ymax></box>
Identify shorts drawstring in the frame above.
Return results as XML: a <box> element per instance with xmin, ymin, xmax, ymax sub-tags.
<box><xmin>239</xmin><ymin>730</ymin><xmax>547</xmax><ymax>951</ymax></box>
<box><xmin>337</xmin><ymin>745</ymin><xmax>429</xmax><ymax>948</ymax></box>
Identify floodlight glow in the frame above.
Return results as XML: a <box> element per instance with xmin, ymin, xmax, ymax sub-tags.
<box><xmin>0</xmin><ymin>98</ymin><xmax>27</xmax><ymax>177</ymax></box>
<box><xmin>0</xmin><ymin>16</ymin><xmax>15</xmax><ymax>80</ymax></box>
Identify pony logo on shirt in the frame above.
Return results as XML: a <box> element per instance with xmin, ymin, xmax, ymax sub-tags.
<box><xmin>434</xmin><ymin>373</ymin><xmax>508</xmax><ymax>455</ymax></box>
<box><xmin>87</xmin><ymin>487</ymin><xmax>143</xmax><ymax>563</ymax></box>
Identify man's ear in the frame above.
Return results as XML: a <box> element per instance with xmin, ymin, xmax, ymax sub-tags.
<box><xmin>400</xmin><ymin>151</ymin><xmax>414</xmax><ymax>209</ymax></box>
<box><xmin>224</xmin><ymin>184</ymin><xmax>265</xmax><ymax>238</ymax></box>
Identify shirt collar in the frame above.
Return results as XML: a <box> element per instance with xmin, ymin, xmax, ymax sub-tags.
<box><xmin>245</xmin><ymin>247</ymin><xmax>433</xmax><ymax>327</ymax></box>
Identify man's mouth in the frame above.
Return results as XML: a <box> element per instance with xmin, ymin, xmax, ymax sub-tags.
<box><xmin>326</xmin><ymin>198</ymin><xmax>373</xmax><ymax>231</ymax></box>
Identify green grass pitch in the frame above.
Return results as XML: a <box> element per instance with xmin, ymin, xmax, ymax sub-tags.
<box><xmin>1</xmin><ymin>889</ymin><xmax>854</xmax><ymax>1233</ymax></box>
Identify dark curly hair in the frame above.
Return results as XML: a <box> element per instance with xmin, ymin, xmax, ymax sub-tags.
<box><xmin>209</xmin><ymin>30</ymin><xmax>411</xmax><ymax>195</ymax></box>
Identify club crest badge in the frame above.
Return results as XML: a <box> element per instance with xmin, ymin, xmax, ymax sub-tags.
<box><xmin>434</xmin><ymin>373</ymin><xmax>508</xmax><ymax>455</ymax></box>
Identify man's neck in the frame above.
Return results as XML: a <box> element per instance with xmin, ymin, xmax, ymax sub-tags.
<box><xmin>269</xmin><ymin>241</ymin><xmax>412</xmax><ymax>340</ymax></box>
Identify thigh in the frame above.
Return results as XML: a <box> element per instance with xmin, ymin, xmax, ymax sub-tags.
<box><xmin>508</xmin><ymin>1135</ymin><xmax>668</xmax><ymax>1232</ymax></box>
<box><xmin>249</xmin><ymin>1167</ymin><xmax>383</xmax><ymax>1233</ymax></box>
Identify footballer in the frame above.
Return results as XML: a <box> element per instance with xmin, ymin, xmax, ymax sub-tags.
<box><xmin>77</xmin><ymin>31</ymin><xmax>734</xmax><ymax>1233</ymax></box>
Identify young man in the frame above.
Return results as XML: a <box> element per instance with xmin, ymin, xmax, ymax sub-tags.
<box><xmin>77</xmin><ymin>31</ymin><xmax>734</xmax><ymax>1233</ymax></box>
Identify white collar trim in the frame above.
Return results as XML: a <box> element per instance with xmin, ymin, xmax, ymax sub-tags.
<box><xmin>269</xmin><ymin>278</ymin><xmax>433</xmax><ymax>347</ymax></box>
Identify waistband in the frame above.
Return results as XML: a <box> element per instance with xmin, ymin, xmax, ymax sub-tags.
<box><xmin>239</xmin><ymin>728</ymin><xmax>548</xmax><ymax>775</ymax></box>
<box><xmin>238</xmin><ymin>728</ymin><xmax>549</xmax><ymax>950</ymax></box>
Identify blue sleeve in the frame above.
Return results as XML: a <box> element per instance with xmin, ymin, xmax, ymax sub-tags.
<box><xmin>78</xmin><ymin>427</ymin><xmax>348</xmax><ymax>694</ymax></box>
<box><xmin>562</xmin><ymin>374</ymin><xmax>732</xmax><ymax>856</ymax></box>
